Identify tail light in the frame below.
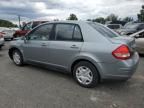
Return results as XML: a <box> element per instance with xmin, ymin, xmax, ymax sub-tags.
<box><xmin>112</xmin><ymin>45</ymin><xmax>131</xmax><ymax>60</ymax></box>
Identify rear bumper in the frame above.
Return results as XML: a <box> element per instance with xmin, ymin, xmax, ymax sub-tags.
<box><xmin>98</xmin><ymin>52</ymin><xmax>139</xmax><ymax>80</ymax></box>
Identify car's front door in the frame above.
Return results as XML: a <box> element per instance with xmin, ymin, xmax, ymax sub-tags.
<box><xmin>22</xmin><ymin>24</ymin><xmax>53</xmax><ymax>62</ymax></box>
<box><xmin>47</xmin><ymin>23</ymin><xmax>83</xmax><ymax>69</ymax></box>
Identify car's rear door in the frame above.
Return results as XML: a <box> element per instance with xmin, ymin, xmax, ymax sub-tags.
<box><xmin>47</xmin><ymin>23</ymin><xmax>83</xmax><ymax>69</ymax></box>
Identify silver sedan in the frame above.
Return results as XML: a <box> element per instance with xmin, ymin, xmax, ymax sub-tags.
<box><xmin>8</xmin><ymin>21</ymin><xmax>139</xmax><ymax>88</ymax></box>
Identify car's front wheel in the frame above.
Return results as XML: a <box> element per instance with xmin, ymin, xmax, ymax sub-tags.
<box><xmin>73</xmin><ymin>61</ymin><xmax>99</xmax><ymax>88</ymax></box>
<box><xmin>12</xmin><ymin>50</ymin><xmax>24</xmax><ymax>66</ymax></box>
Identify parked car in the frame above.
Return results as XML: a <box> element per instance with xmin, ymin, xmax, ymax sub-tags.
<box><xmin>8</xmin><ymin>21</ymin><xmax>139</xmax><ymax>88</ymax></box>
<box><xmin>13</xmin><ymin>21</ymin><xmax>48</xmax><ymax>38</ymax></box>
<box><xmin>130</xmin><ymin>29</ymin><xmax>144</xmax><ymax>54</ymax></box>
<box><xmin>0</xmin><ymin>27</ymin><xmax>9</xmax><ymax>31</ymax></box>
<box><xmin>0</xmin><ymin>32</ymin><xmax>4</xmax><ymax>49</ymax></box>
<box><xmin>118</xmin><ymin>23</ymin><xmax>144</xmax><ymax>35</ymax></box>
<box><xmin>11</xmin><ymin>27</ymin><xmax>19</xmax><ymax>31</ymax></box>
<box><xmin>2</xmin><ymin>29</ymin><xmax>15</xmax><ymax>40</ymax></box>
<box><xmin>106</xmin><ymin>24</ymin><xmax>122</xmax><ymax>32</ymax></box>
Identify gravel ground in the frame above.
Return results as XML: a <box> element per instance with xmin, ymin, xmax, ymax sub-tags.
<box><xmin>0</xmin><ymin>42</ymin><xmax>144</xmax><ymax>108</ymax></box>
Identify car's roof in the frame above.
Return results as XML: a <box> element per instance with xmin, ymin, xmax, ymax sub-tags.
<box><xmin>43</xmin><ymin>20</ymin><xmax>89</xmax><ymax>25</ymax></box>
<box><xmin>41</xmin><ymin>21</ymin><xmax>104</xmax><ymax>28</ymax></box>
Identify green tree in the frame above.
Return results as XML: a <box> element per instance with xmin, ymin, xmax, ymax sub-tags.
<box><xmin>0</xmin><ymin>19</ymin><xmax>17</xmax><ymax>27</ymax></box>
<box><xmin>67</xmin><ymin>14</ymin><xmax>78</xmax><ymax>20</ymax></box>
<box><xmin>106</xmin><ymin>14</ymin><xmax>118</xmax><ymax>22</ymax></box>
<box><xmin>137</xmin><ymin>5</ymin><xmax>144</xmax><ymax>22</ymax></box>
<box><xmin>123</xmin><ymin>17</ymin><xmax>134</xmax><ymax>22</ymax></box>
<box><xmin>92</xmin><ymin>17</ymin><xmax>105</xmax><ymax>24</ymax></box>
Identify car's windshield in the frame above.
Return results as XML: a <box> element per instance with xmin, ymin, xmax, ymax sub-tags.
<box><xmin>124</xmin><ymin>23</ymin><xmax>140</xmax><ymax>29</ymax></box>
<box><xmin>88</xmin><ymin>22</ymin><xmax>119</xmax><ymax>38</ymax></box>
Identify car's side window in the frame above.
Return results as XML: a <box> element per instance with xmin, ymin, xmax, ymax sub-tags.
<box><xmin>73</xmin><ymin>25</ymin><xmax>83</xmax><ymax>41</ymax></box>
<box><xmin>28</xmin><ymin>24</ymin><xmax>53</xmax><ymax>41</ymax></box>
<box><xmin>55</xmin><ymin>24</ymin><xmax>74</xmax><ymax>41</ymax></box>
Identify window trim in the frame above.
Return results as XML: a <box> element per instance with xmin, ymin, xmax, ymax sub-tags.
<box><xmin>73</xmin><ymin>25</ymin><xmax>83</xmax><ymax>42</ymax></box>
<box><xmin>50</xmin><ymin>23</ymin><xmax>83</xmax><ymax>42</ymax></box>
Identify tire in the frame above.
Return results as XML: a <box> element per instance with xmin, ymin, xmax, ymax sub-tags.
<box><xmin>73</xmin><ymin>61</ymin><xmax>99</xmax><ymax>88</ymax></box>
<box><xmin>12</xmin><ymin>50</ymin><xmax>24</xmax><ymax>66</ymax></box>
<box><xmin>139</xmin><ymin>53</ymin><xmax>144</xmax><ymax>57</ymax></box>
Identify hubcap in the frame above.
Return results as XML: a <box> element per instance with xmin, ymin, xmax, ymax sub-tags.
<box><xmin>13</xmin><ymin>52</ymin><xmax>21</xmax><ymax>64</ymax></box>
<box><xmin>76</xmin><ymin>66</ymin><xmax>93</xmax><ymax>85</ymax></box>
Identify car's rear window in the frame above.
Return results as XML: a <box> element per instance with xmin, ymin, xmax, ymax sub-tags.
<box><xmin>124</xmin><ymin>23</ymin><xmax>140</xmax><ymax>29</ymax></box>
<box><xmin>88</xmin><ymin>22</ymin><xmax>119</xmax><ymax>38</ymax></box>
<box><xmin>107</xmin><ymin>24</ymin><xmax>120</xmax><ymax>29</ymax></box>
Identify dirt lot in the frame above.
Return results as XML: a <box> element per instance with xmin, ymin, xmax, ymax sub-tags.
<box><xmin>0</xmin><ymin>42</ymin><xmax>144</xmax><ymax>108</ymax></box>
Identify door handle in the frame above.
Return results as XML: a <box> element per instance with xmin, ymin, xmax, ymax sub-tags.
<box><xmin>70</xmin><ymin>45</ymin><xmax>79</xmax><ymax>49</ymax></box>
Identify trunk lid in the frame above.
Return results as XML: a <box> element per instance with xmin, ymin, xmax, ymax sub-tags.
<box><xmin>109</xmin><ymin>36</ymin><xmax>136</xmax><ymax>54</ymax></box>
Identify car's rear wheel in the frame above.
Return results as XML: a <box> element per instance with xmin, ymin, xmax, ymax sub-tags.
<box><xmin>73</xmin><ymin>61</ymin><xmax>99</xmax><ymax>88</ymax></box>
<box><xmin>12</xmin><ymin>50</ymin><xmax>24</xmax><ymax>66</ymax></box>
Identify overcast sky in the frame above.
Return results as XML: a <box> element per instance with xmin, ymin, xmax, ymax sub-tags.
<box><xmin>0</xmin><ymin>0</ymin><xmax>143</xmax><ymax>24</ymax></box>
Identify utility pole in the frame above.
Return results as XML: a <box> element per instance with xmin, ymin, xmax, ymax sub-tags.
<box><xmin>18</xmin><ymin>15</ymin><xmax>21</xmax><ymax>28</ymax></box>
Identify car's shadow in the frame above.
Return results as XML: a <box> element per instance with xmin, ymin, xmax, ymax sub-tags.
<box><xmin>8</xmin><ymin>60</ymin><xmax>137</xmax><ymax>90</ymax></box>
<box><xmin>23</xmin><ymin>63</ymin><xmax>133</xmax><ymax>89</ymax></box>
<box><xmin>23</xmin><ymin>63</ymin><xmax>74</xmax><ymax>80</ymax></box>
